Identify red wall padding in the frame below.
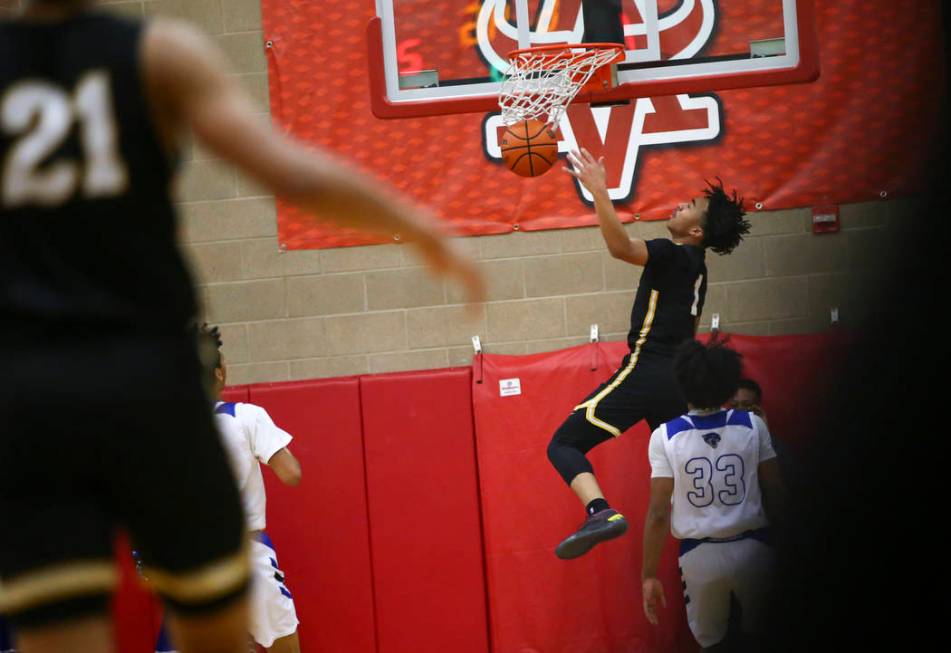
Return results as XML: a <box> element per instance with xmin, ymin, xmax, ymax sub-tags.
<box><xmin>112</xmin><ymin>535</ymin><xmax>161</xmax><ymax>653</ymax></box>
<box><xmin>221</xmin><ymin>384</ymin><xmax>250</xmax><ymax>404</ymax></box>
<box><xmin>360</xmin><ymin>368</ymin><xmax>490</xmax><ymax>653</ymax></box>
<box><xmin>113</xmin><ymin>387</ymin><xmax>252</xmax><ymax>652</ymax></box>
<box><xmin>707</xmin><ymin>332</ymin><xmax>851</xmax><ymax>454</ymax></box>
<box><xmin>598</xmin><ymin>331</ymin><xmax>850</xmax><ymax>450</ymax></box>
<box><xmin>251</xmin><ymin>378</ymin><xmax>377</xmax><ymax>653</ymax></box>
<box><xmin>473</xmin><ymin>344</ymin><xmax>695</xmax><ymax>653</ymax></box>
<box><xmin>110</xmin><ymin>331</ymin><xmax>849</xmax><ymax>653</ymax></box>
<box><xmin>472</xmin><ymin>330</ymin><xmax>850</xmax><ymax>653</ymax></box>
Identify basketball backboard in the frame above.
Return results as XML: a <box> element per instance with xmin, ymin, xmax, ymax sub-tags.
<box><xmin>368</xmin><ymin>0</ymin><xmax>818</xmax><ymax>119</ymax></box>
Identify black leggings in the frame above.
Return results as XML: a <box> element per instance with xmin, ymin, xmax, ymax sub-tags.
<box><xmin>548</xmin><ymin>350</ymin><xmax>686</xmax><ymax>485</ymax></box>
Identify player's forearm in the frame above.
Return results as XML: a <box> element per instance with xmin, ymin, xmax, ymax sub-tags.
<box><xmin>268</xmin><ymin>448</ymin><xmax>302</xmax><ymax>487</ymax></box>
<box><xmin>247</xmin><ymin>138</ymin><xmax>447</xmax><ymax>246</ymax></box>
<box><xmin>592</xmin><ymin>189</ymin><xmax>633</xmax><ymax>258</ymax></box>
<box><xmin>641</xmin><ymin>510</ymin><xmax>670</xmax><ymax>579</ymax></box>
<box><xmin>173</xmin><ymin>50</ymin><xmax>448</xmax><ymax>246</ymax></box>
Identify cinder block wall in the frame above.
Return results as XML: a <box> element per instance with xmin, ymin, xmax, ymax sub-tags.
<box><xmin>86</xmin><ymin>0</ymin><xmax>906</xmax><ymax>384</ymax></box>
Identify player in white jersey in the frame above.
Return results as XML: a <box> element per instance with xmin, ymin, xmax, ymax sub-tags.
<box><xmin>641</xmin><ymin>338</ymin><xmax>786</xmax><ymax>650</ymax></box>
<box><xmin>196</xmin><ymin>325</ymin><xmax>303</xmax><ymax>653</ymax></box>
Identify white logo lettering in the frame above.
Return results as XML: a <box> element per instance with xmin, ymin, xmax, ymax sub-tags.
<box><xmin>478</xmin><ymin>1</ymin><xmax>722</xmax><ymax>202</ymax></box>
<box><xmin>484</xmin><ymin>94</ymin><xmax>722</xmax><ymax>202</ymax></box>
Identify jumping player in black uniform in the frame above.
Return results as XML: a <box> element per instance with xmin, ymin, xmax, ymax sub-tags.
<box><xmin>551</xmin><ymin>148</ymin><xmax>750</xmax><ymax>559</ymax></box>
<box><xmin>0</xmin><ymin>2</ymin><xmax>483</xmax><ymax>652</ymax></box>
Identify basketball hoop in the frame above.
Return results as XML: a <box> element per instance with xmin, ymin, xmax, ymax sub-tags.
<box><xmin>499</xmin><ymin>43</ymin><xmax>625</xmax><ymax>127</ymax></box>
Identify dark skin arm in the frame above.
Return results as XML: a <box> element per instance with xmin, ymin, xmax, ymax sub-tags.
<box><xmin>565</xmin><ymin>149</ymin><xmax>649</xmax><ymax>266</ymax></box>
<box><xmin>142</xmin><ymin>19</ymin><xmax>484</xmax><ymax>308</ymax></box>
<box><xmin>641</xmin><ymin>477</ymin><xmax>674</xmax><ymax>625</ymax></box>
<box><xmin>267</xmin><ymin>447</ymin><xmax>302</xmax><ymax>487</ymax></box>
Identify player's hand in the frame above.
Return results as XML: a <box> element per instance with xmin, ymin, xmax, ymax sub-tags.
<box><xmin>412</xmin><ymin>235</ymin><xmax>486</xmax><ymax>316</ymax></box>
<box><xmin>564</xmin><ymin>148</ymin><xmax>608</xmax><ymax>194</ymax></box>
<box><xmin>642</xmin><ymin>577</ymin><xmax>666</xmax><ymax>626</ymax></box>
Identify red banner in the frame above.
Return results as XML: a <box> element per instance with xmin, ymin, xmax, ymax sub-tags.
<box><xmin>262</xmin><ymin>0</ymin><xmax>946</xmax><ymax>250</ymax></box>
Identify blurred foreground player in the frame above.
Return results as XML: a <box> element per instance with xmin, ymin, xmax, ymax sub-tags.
<box><xmin>0</xmin><ymin>2</ymin><xmax>483</xmax><ymax>652</ymax></box>
<box><xmin>641</xmin><ymin>339</ymin><xmax>786</xmax><ymax>650</ymax></box>
<box><xmin>154</xmin><ymin>326</ymin><xmax>304</xmax><ymax>653</ymax></box>
<box><xmin>0</xmin><ymin>617</ymin><xmax>13</xmax><ymax>653</ymax></box>
<box><xmin>548</xmin><ymin>149</ymin><xmax>750</xmax><ymax>559</ymax></box>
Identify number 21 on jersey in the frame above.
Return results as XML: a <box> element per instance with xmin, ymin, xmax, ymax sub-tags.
<box><xmin>2</xmin><ymin>71</ymin><xmax>128</xmax><ymax>209</ymax></box>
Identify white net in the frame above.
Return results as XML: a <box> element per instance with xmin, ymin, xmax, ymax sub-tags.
<box><xmin>499</xmin><ymin>45</ymin><xmax>622</xmax><ymax>127</ymax></box>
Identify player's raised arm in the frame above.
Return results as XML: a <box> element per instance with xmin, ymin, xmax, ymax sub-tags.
<box><xmin>641</xmin><ymin>476</ymin><xmax>673</xmax><ymax>625</ymax></box>
<box><xmin>143</xmin><ymin>19</ymin><xmax>484</xmax><ymax>306</ymax></box>
<box><xmin>565</xmin><ymin>149</ymin><xmax>648</xmax><ymax>266</ymax></box>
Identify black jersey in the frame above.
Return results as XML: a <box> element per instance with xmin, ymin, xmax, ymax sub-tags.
<box><xmin>627</xmin><ymin>238</ymin><xmax>707</xmax><ymax>355</ymax></box>
<box><xmin>0</xmin><ymin>12</ymin><xmax>197</xmax><ymax>332</ymax></box>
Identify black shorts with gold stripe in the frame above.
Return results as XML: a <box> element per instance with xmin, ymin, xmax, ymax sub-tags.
<box><xmin>0</xmin><ymin>325</ymin><xmax>249</xmax><ymax>627</ymax></box>
<box><xmin>548</xmin><ymin>348</ymin><xmax>686</xmax><ymax>484</ymax></box>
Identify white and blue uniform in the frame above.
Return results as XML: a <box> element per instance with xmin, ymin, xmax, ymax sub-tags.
<box><xmin>649</xmin><ymin>409</ymin><xmax>777</xmax><ymax>647</ymax></box>
<box><xmin>214</xmin><ymin>401</ymin><xmax>299</xmax><ymax>649</ymax></box>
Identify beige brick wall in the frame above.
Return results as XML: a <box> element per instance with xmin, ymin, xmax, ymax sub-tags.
<box><xmin>88</xmin><ymin>0</ymin><xmax>909</xmax><ymax>385</ymax></box>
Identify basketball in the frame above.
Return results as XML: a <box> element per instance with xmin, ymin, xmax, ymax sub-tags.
<box><xmin>500</xmin><ymin>119</ymin><xmax>559</xmax><ymax>178</ymax></box>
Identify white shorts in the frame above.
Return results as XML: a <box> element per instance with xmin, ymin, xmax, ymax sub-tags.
<box><xmin>250</xmin><ymin>534</ymin><xmax>299</xmax><ymax>648</ymax></box>
<box><xmin>678</xmin><ymin>532</ymin><xmax>774</xmax><ymax>648</ymax></box>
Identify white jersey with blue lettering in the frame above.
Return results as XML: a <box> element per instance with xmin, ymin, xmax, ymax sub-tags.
<box><xmin>214</xmin><ymin>402</ymin><xmax>293</xmax><ymax>531</ymax></box>
<box><xmin>648</xmin><ymin>409</ymin><xmax>776</xmax><ymax>540</ymax></box>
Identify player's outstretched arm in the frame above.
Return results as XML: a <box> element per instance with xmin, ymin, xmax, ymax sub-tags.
<box><xmin>267</xmin><ymin>448</ymin><xmax>302</xmax><ymax>487</ymax></box>
<box><xmin>641</xmin><ymin>477</ymin><xmax>673</xmax><ymax>625</ymax></box>
<box><xmin>564</xmin><ymin>149</ymin><xmax>648</xmax><ymax>266</ymax></box>
<box><xmin>143</xmin><ymin>20</ymin><xmax>484</xmax><ymax>306</ymax></box>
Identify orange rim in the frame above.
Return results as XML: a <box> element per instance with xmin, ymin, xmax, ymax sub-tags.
<box><xmin>507</xmin><ymin>42</ymin><xmax>625</xmax><ymax>64</ymax></box>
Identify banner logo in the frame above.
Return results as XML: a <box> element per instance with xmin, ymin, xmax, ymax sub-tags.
<box><xmin>479</xmin><ymin>1</ymin><xmax>723</xmax><ymax>203</ymax></box>
<box><xmin>475</xmin><ymin>0</ymin><xmax>718</xmax><ymax>74</ymax></box>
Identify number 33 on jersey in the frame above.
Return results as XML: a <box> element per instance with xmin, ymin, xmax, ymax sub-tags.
<box><xmin>648</xmin><ymin>409</ymin><xmax>777</xmax><ymax>541</ymax></box>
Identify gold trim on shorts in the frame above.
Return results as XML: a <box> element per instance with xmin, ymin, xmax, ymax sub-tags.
<box><xmin>574</xmin><ymin>289</ymin><xmax>660</xmax><ymax>436</ymax></box>
<box><xmin>142</xmin><ymin>541</ymin><xmax>250</xmax><ymax>605</ymax></box>
<box><xmin>0</xmin><ymin>560</ymin><xmax>116</xmax><ymax>614</ymax></box>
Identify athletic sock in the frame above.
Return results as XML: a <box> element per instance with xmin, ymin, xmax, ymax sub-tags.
<box><xmin>586</xmin><ymin>498</ymin><xmax>610</xmax><ymax>516</ymax></box>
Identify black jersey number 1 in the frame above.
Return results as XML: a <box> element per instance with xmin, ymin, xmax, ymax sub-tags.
<box><xmin>1</xmin><ymin>71</ymin><xmax>128</xmax><ymax>209</ymax></box>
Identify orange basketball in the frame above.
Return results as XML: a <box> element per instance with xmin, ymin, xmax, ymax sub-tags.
<box><xmin>500</xmin><ymin>119</ymin><xmax>559</xmax><ymax>178</ymax></box>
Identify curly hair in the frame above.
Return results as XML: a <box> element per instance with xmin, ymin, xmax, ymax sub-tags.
<box><xmin>701</xmin><ymin>178</ymin><xmax>750</xmax><ymax>255</ymax></box>
<box><xmin>674</xmin><ymin>336</ymin><xmax>743</xmax><ymax>410</ymax></box>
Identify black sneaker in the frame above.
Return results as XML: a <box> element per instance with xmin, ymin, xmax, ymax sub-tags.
<box><xmin>555</xmin><ymin>509</ymin><xmax>629</xmax><ymax>559</ymax></box>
